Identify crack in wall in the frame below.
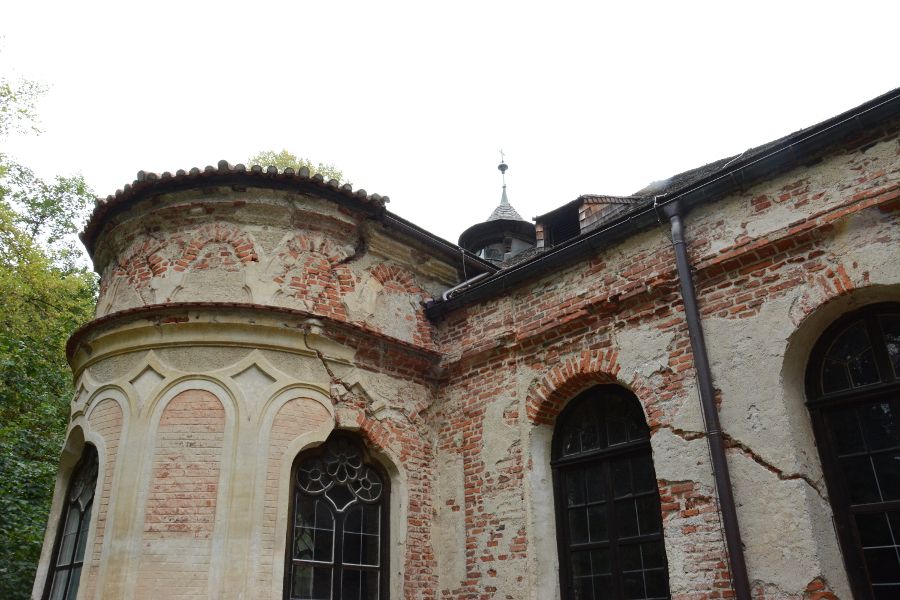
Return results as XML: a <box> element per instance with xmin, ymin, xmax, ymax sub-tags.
<box><xmin>304</xmin><ymin>333</ymin><xmax>355</xmax><ymax>401</ymax></box>
<box><xmin>304</xmin><ymin>331</ymin><xmax>424</xmax><ymax>425</ymax></box>
<box><xmin>654</xmin><ymin>423</ymin><xmax>828</xmax><ymax>502</ymax></box>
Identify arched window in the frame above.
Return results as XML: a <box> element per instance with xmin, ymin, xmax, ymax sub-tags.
<box><xmin>806</xmin><ymin>303</ymin><xmax>900</xmax><ymax>599</ymax></box>
<box><xmin>285</xmin><ymin>433</ymin><xmax>389</xmax><ymax>600</ymax></box>
<box><xmin>552</xmin><ymin>385</ymin><xmax>670</xmax><ymax>600</ymax></box>
<box><xmin>44</xmin><ymin>444</ymin><xmax>98</xmax><ymax>600</ymax></box>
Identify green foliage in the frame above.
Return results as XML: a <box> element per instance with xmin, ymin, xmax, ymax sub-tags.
<box><xmin>0</xmin><ymin>76</ymin><xmax>43</xmax><ymax>138</ymax></box>
<box><xmin>0</xmin><ymin>71</ymin><xmax>96</xmax><ymax>598</ymax></box>
<box><xmin>247</xmin><ymin>148</ymin><xmax>346</xmax><ymax>183</ymax></box>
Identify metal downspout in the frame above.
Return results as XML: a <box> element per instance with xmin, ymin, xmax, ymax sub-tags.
<box><xmin>660</xmin><ymin>201</ymin><xmax>752</xmax><ymax>600</ymax></box>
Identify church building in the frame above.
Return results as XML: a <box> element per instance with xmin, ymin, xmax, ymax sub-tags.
<box><xmin>34</xmin><ymin>88</ymin><xmax>900</xmax><ymax>599</ymax></box>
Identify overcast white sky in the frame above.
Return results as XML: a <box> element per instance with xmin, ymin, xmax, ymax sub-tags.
<box><xmin>2</xmin><ymin>1</ymin><xmax>898</xmax><ymax>245</ymax></box>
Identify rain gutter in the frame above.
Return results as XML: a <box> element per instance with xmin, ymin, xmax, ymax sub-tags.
<box><xmin>425</xmin><ymin>86</ymin><xmax>900</xmax><ymax>320</ymax></box>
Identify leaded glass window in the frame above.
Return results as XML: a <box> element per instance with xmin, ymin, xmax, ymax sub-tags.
<box><xmin>286</xmin><ymin>434</ymin><xmax>388</xmax><ymax>600</ymax></box>
<box><xmin>807</xmin><ymin>304</ymin><xmax>900</xmax><ymax>599</ymax></box>
<box><xmin>44</xmin><ymin>445</ymin><xmax>98</xmax><ymax>600</ymax></box>
<box><xmin>552</xmin><ymin>386</ymin><xmax>670</xmax><ymax>600</ymax></box>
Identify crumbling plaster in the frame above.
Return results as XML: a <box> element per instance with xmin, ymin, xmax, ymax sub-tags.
<box><xmin>43</xmin><ymin>306</ymin><xmax>437</xmax><ymax>599</ymax></box>
<box><xmin>37</xmin><ymin>115</ymin><xmax>900</xmax><ymax>598</ymax></box>
<box><xmin>92</xmin><ymin>188</ymin><xmax>455</xmax><ymax>349</ymax></box>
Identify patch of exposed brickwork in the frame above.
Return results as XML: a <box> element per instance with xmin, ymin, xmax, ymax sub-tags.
<box><xmin>429</xmin><ymin>129</ymin><xmax>899</xmax><ymax>597</ymax></box>
<box><xmin>135</xmin><ymin>390</ymin><xmax>225</xmax><ymax>598</ymax></box>
<box><xmin>368</xmin><ymin>263</ymin><xmax>434</xmax><ymax>347</ymax></box>
<box><xmin>174</xmin><ymin>222</ymin><xmax>259</xmax><ymax>270</ymax></box>
<box><xmin>659</xmin><ymin>480</ymin><xmax>734</xmax><ymax>599</ymax></box>
<box><xmin>273</xmin><ymin>231</ymin><xmax>354</xmax><ymax>319</ymax></box>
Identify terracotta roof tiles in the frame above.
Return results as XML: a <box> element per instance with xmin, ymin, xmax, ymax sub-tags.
<box><xmin>82</xmin><ymin>160</ymin><xmax>389</xmax><ymax>255</ymax></box>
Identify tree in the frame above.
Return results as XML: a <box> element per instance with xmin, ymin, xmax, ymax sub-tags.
<box><xmin>247</xmin><ymin>149</ymin><xmax>346</xmax><ymax>183</ymax></box>
<box><xmin>0</xmin><ymin>71</ymin><xmax>96</xmax><ymax>598</ymax></box>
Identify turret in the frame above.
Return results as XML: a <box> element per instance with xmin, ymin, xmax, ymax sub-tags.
<box><xmin>458</xmin><ymin>157</ymin><xmax>536</xmax><ymax>265</ymax></box>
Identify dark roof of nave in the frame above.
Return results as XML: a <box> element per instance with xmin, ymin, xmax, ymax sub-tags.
<box><xmin>426</xmin><ymin>85</ymin><xmax>900</xmax><ymax>319</ymax></box>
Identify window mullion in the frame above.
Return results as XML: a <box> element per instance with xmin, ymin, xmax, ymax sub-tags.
<box><xmin>63</xmin><ymin>505</ymin><xmax>83</xmax><ymax>599</ymax></box>
<box><xmin>604</xmin><ymin>459</ymin><xmax>624</xmax><ymax>599</ymax></box>
<box><xmin>866</xmin><ymin>313</ymin><xmax>896</xmax><ymax>385</ymax></box>
<box><xmin>333</xmin><ymin>507</ymin><xmax>344</xmax><ymax>600</ymax></box>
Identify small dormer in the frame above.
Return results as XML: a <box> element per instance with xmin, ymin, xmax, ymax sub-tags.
<box><xmin>458</xmin><ymin>160</ymin><xmax>536</xmax><ymax>265</ymax></box>
<box><xmin>534</xmin><ymin>194</ymin><xmax>644</xmax><ymax>248</ymax></box>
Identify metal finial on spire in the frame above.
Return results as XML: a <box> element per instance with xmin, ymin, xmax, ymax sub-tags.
<box><xmin>498</xmin><ymin>149</ymin><xmax>509</xmax><ymax>205</ymax></box>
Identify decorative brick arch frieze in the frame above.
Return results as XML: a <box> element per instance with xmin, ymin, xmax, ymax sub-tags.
<box><xmin>272</xmin><ymin>232</ymin><xmax>356</xmax><ymax>319</ymax></box>
<box><xmin>366</xmin><ymin>263</ymin><xmax>434</xmax><ymax>347</ymax></box>
<box><xmin>369</xmin><ymin>263</ymin><xmax>423</xmax><ymax>293</ymax></box>
<box><xmin>174</xmin><ymin>222</ymin><xmax>259</xmax><ymax>271</ymax></box>
<box><xmin>119</xmin><ymin>238</ymin><xmax>167</xmax><ymax>282</ymax></box>
<box><xmin>283</xmin><ymin>230</ymin><xmax>353</xmax><ymax>265</ymax></box>
<box><xmin>525</xmin><ymin>349</ymin><xmax>621</xmax><ymax>425</ymax></box>
<box><xmin>103</xmin><ymin>237</ymin><xmax>168</xmax><ymax>307</ymax></box>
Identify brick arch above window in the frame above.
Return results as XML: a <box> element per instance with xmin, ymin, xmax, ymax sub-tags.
<box><xmin>525</xmin><ymin>349</ymin><xmax>622</xmax><ymax>425</ymax></box>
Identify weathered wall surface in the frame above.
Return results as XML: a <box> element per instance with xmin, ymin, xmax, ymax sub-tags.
<box><xmin>35</xmin><ymin>118</ymin><xmax>899</xmax><ymax>599</ymax></box>
<box><xmin>35</xmin><ymin>305</ymin><xmax>442</xmax><ymax>600</ymax></box>
<box><xmin>134</xmin><ymin>389</ymin><xmax>225</xmax><ymax>598</ymax></box>
<box><xmin>430</xmin><ymin>123</ymin><xmax>900</xmax><ymax>599</ymax></box>
<box><xmin>91</xmin><ymin>188</ymin><xmax>457</xmax><ymax>348</ymax></box>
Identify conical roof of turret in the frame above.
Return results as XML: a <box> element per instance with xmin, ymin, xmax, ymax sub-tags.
<box><xmin>458</xmin><ymin>158</ymin><xmax>535</xmax><ymax>258</ymax></box>
<box><xmin>487</xmin><ymin>185</ymin><xmax>525</xmax><ymax>221</ymax></box>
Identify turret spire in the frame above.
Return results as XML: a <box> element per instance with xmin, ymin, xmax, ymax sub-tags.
<box><xmin>457</xmin><ymin>150</ymin><xmax>536</xmax><ymax>263</ymax></box>
<box><xmin>498</xmin><ymin>150</ymin><xmax>509</xmax><ymax>206</ymax></box>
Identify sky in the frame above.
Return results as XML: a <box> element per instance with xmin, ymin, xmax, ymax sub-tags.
<box><xmin>2</xmin><ymin>1</ymin><xmax>899</xmax><ymax>246</ymax></box>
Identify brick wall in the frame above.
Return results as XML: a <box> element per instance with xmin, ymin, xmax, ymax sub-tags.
<box><xmin>56</xmin><ymin>116</ymin><xmax>899</xmax><ymax>599</ymax></box>
<box><xmin>135</xmin><ymin>390</ymin><xmax>225</xmax><ymax>598</ymax></box>
<box><xmin>429</xmin><ymin>124</ymin><xmax>900</xmax><ymax>598</ymax></box>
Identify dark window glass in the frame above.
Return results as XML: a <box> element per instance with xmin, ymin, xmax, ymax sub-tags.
<box><xmin>558</xmin><ymin>391</ymin><xmax>649</xmax><ymax>460</ymax></box>
<box><xmin>880</xmin><ymin>316</ymin><xmax>900</xmax><ymax>378</ymax></box>
<box><xmin>44</xmin><ymin>446</ymin><xmax>98</xmax><ymax>600</ymax></box>
<box><xmin>553</xmin><ymin>386</ymin><xmax>670</xmax><ymax>599</ymax></box>
<box><xmin>808</xmin><ymin>305</ymin><xmax>900</xmax><ymax>598</ymax></box>
<box><xmin>821</xmin><ymin>320</ymin><xmax>881</xmax><ymax>394</ymax></box>
<box><xmin>286</xmin><ymin>435</ymin><xmax>388</xmax><ymax>600</ymax></box>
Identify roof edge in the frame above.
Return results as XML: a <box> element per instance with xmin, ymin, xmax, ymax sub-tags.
<box><xmin>427</xmin><ymin>86</ymin><xmax>900</xmax><ymax>319</ymax></box>
<box><xmin>82</xmin><ymin>160</ymin><xmax>389</xmax><ymax>257</ymax></box>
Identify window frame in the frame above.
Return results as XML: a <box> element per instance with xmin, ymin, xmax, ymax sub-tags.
<box><xmin>283</xmin><ymin>432</ymin><xmax>390</xmax><ymax>600</ymax></box>
<box><xmin>551</xmin><ymin>385</ymin><xmax>671</xmax><ymax>600</ymax></box>
<box><xmin>805</xmin><ymin>302</ymin><xmax>900</xmax><ymax>599</ymax></box>
<box><xmin>42</xmin><ymin>444</ymin><xmax>98</xmax><ymax>600</ymax></box>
